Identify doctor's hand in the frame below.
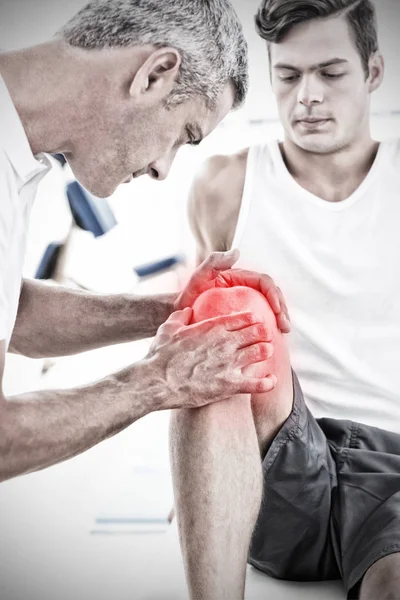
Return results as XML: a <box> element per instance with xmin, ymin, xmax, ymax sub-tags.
<box><xmin>146</xmin><ymin>306</ymin><xmax>276</xmax><ymax>410</ymax></box>
<box><xmin>175</xmin><ymin>249</ymin><xmax>291</xmax><ymax>334</ymax></box>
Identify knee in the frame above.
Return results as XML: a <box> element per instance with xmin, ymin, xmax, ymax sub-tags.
<box><xmin>191</xmin><ymin>286</ymin><xmax>278</xmax><ymax>334</ymax></box>
<box><xmin>192</xmin><ymin>286</ymin><xmax>286</xmax><ymax>380</ymax></box>
<box><xmin>189</xmin><ymin>286</ymin><xmax>293</xmax><ymax>454</ymax></box>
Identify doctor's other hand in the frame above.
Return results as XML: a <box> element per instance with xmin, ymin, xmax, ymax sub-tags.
<box><xmin>175</xmin><ymin>250</ymin><xmax>290</xmax><ymax>334</ymax></box>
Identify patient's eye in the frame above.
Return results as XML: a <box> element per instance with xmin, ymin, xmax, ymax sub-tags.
<box><xmin>322</xmin><ymin>72</ymin><xmax>346</xmax><ymax>79</ymax></box>
<box><xmin>277</xmin><ymin>69</ymin><xmax>301</xmax><ymax>84</ymax></box>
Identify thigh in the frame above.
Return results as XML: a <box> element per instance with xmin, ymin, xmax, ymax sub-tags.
<box><xmin>328</xmin><ymin>420</ymin><xmax>400</xmax><ymax>598</ymax></box>
<box><xmin>248</xmin><ymin>374</ymin><xmax>341</xmax><ymax>583</ymax></box>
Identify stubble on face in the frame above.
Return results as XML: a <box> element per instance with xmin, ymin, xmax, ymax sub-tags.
<box><xmin>270</xmin><ymin>15</ymin><xmax>372</xmax><ymax>156</ymax></box>
<box><xmin>67</xmin><ymin>81</ymin><xmax>235</xmax><ymax>196</ymax></box>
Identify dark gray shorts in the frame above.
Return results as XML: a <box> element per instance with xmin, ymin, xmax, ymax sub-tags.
<box><xmin>248</xmin><ymin>372</ymin><xmax>400</xmax><ymax>598</ymax></box>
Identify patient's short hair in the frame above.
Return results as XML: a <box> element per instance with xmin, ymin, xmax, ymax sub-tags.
<box><xmin>256</xmin><ymin>0</ymin><xmax>379</xmax><ymax>78</ymax></box>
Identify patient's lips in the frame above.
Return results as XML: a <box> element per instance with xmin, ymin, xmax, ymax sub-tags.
<box><xmin>295</xmin><ymin>115</ymin><xmax>332</xmax><ymax>131</ymax></box>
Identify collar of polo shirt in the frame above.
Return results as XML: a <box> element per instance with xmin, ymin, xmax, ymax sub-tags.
<box><xmin>0</xmin><ymin>75</ymin><xmax>52</xmax><ymax>192</ymax></box>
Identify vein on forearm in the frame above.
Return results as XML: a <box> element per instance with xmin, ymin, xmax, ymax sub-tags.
<box><xmin>0</xmin><ymin>358</ymin><xmax>168</xmax><ymax>481</ymax></box>
<box><xmin>10</xmin><ymin>279</ymin><xmax>176</xmax><ymax>358</ymax></box>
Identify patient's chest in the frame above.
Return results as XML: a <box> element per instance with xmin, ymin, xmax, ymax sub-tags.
<box><xmin>233</xmin><ymin>143</ymin><xmax>400</xmax><ymax>431</ymax></box>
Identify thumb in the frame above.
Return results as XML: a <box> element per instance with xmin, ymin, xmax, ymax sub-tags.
<box><xmin>169</xmin><ymin>306</ymin><xmax>193</xmax><ymax>326</ymax></box>
<box><xmin>204</xmin><ymin>249</ymin><xmax>240</xmax><ymax>272</ymax></box>
<box><xmin>182</xmin><ymin>306</ymin><xmax>193</xmax><ymax>325</ymax></box>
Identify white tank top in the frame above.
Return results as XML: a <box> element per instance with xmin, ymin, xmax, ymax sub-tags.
<box><xmin>231</xmin><ymin>139</ymin><xmax>400</xmax><ymax>433</ymax></box>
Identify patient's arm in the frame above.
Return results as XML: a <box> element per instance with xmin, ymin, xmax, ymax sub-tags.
<box><xmin>185</xmin><ymin>151</ymin><xmax>291</xmax><ymax>332</ymax></box>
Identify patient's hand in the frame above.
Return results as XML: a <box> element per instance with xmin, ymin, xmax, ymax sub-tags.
<box><xmin>176</xmin><ymin>249</ymin><xmax>291</xmax><ymax>334</ymax></box>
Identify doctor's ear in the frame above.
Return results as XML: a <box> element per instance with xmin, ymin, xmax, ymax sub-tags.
<box><xmin>129</xmin><ymin>48</ymin><xmax>181</xmax><ymax>99</ymax></box>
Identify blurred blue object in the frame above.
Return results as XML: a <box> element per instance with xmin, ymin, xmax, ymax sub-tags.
<box><xmin>134</xmin><ymin>256</ymin><xmax>184</xmax><ymax>278</ymax></box>
<box><xmin>66</xmin><ymin>181</ymin><xmax>117</xmax><ymax>237</ymax></box>
<box><xmin>35</xmin><ymin>173</ymin><xmax>185</xmax><ymax>284</ymax></box>
<box><xmin>52</xmin><ymin>153</ymin><xmax>67</xmax><ymax>167</ymax></box>
<box><xmin>35</xmin><ymin>242</ymin><xmax>63</xmax><ymax>280</ymax></box>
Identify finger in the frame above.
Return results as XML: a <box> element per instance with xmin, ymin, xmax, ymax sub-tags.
<box><xmin>215</xmin><ymin>268</ymin><xmax>260</xmax><ymax>289</ymax></box>
<box><xmin>264</xmin><ymin>286</ymin><xmax>281</xmax><ymax>314</ymax></box>
<box><xmin>233</xmin><ymin>322</ymin><xmax>272</xmax><ymax>347</ymax></box>
<box><xmin>236</xmin><ymin>374</ymin><xmax>277</xmax><ymax>395</ymax></box>
<box><xmin>217</xmin><ymin>269</ymin><xmax>282</xmax><ymax>314</ymax></box>
<box><xmin>179</xmin><ymin>253</ymin><xmax>236</xmax><ymax>304</ymax></box>
<box><xmin>202</xmin><ymin>249</ymin><xmax>239</xmax><ymax>274</ymax></box>
<box><xmin>166</xmin><ymin>307</ymin><xmax>193</xmax><ymax>327</ymax></box>
<box><xmin>191</xmin><ymin>311</ymin><xmax>258</xmax><ymax>333</ymax></box>
<box><xmin>235</xmin><ymin>342</ymin><xmax>274</xmax><ymax>368</ymax></box>
<box><xmin>178</xmin><ymin>251</ymin><xmax>241</xmax><ymax>309</ymax></box>
<box><xmin>231</xmin><ymin>270</ymin><xmax>281</xmax><ymax>314</ymax></box>
<box><xmin>276</xmin><ymin>312</ymin><xmax>291</xmax><ymax>334</ymax></box>
<box><xmin>215</xmin><ymin>269</ymin><xmax>287</xmax><ymax>333</ymax></box>
<box><xmin>278</xmin><ymin>289</ymin><xmax>291</xmax><ymax>323</ymax></box>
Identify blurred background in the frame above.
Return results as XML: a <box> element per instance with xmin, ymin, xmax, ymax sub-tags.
<box><xmin>0</xmin><ymin>1</ymin><xmax>399</xmax><ymax>599</ymax></box>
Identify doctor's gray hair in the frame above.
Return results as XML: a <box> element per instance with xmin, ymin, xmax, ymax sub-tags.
<box><xmin>58</xmin><ymin>0</ymin><xmax>249</xmax><ymax>109</ymax></box>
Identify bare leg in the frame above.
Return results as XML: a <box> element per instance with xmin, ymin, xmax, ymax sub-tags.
<box><xmin>360</xmin><ymin>554</ymin><xmax>400</xmax><ymax>600</ymax></box>
<box><xmin>169</xmin><ymin>288</ymin><xmax>293</xmax><ymax>600</ymax></box>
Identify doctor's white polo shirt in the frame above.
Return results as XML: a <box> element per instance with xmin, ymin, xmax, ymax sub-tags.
<box><xmin>0</xmin><ymin>73</ymin><xmax>52</xmax><ymax>350</ymax></box>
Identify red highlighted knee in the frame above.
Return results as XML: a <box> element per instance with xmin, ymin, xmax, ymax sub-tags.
<box><xmin>191</xmin><ymin>286</ymin><xmax>278</xmax><ymax>378</ymax></box>
<box><xmin>191</xmin><ymin>286</ymin><xmax>276</xmax><ymax>327</ymax></box>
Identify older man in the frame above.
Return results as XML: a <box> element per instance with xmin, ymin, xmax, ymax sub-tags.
<box><xmin>0</xmin><ymin>0</ymin><xmax>290</xmax><ymax>482</ymax></box>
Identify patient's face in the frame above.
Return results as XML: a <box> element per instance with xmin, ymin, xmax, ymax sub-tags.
<box><xmin>270</xmin><ymin>15</ymin><xmax>382</xmax><ymax>155</ymax></box>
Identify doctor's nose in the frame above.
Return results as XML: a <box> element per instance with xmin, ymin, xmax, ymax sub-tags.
<box><xmin>148</xmin><ymin>151</ymin><xmax>177</xmax><ymax>181</ymax></box>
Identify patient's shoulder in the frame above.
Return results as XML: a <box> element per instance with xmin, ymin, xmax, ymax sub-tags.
<box><xmin>189</xmin><ymin>149</ymin><xmax>249</xmax><ymax>255</ymax></box>
<box><xmin>195</xmin><ymin>149</ymin><xmax>249</xmax><ymax>201</ymax></box>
